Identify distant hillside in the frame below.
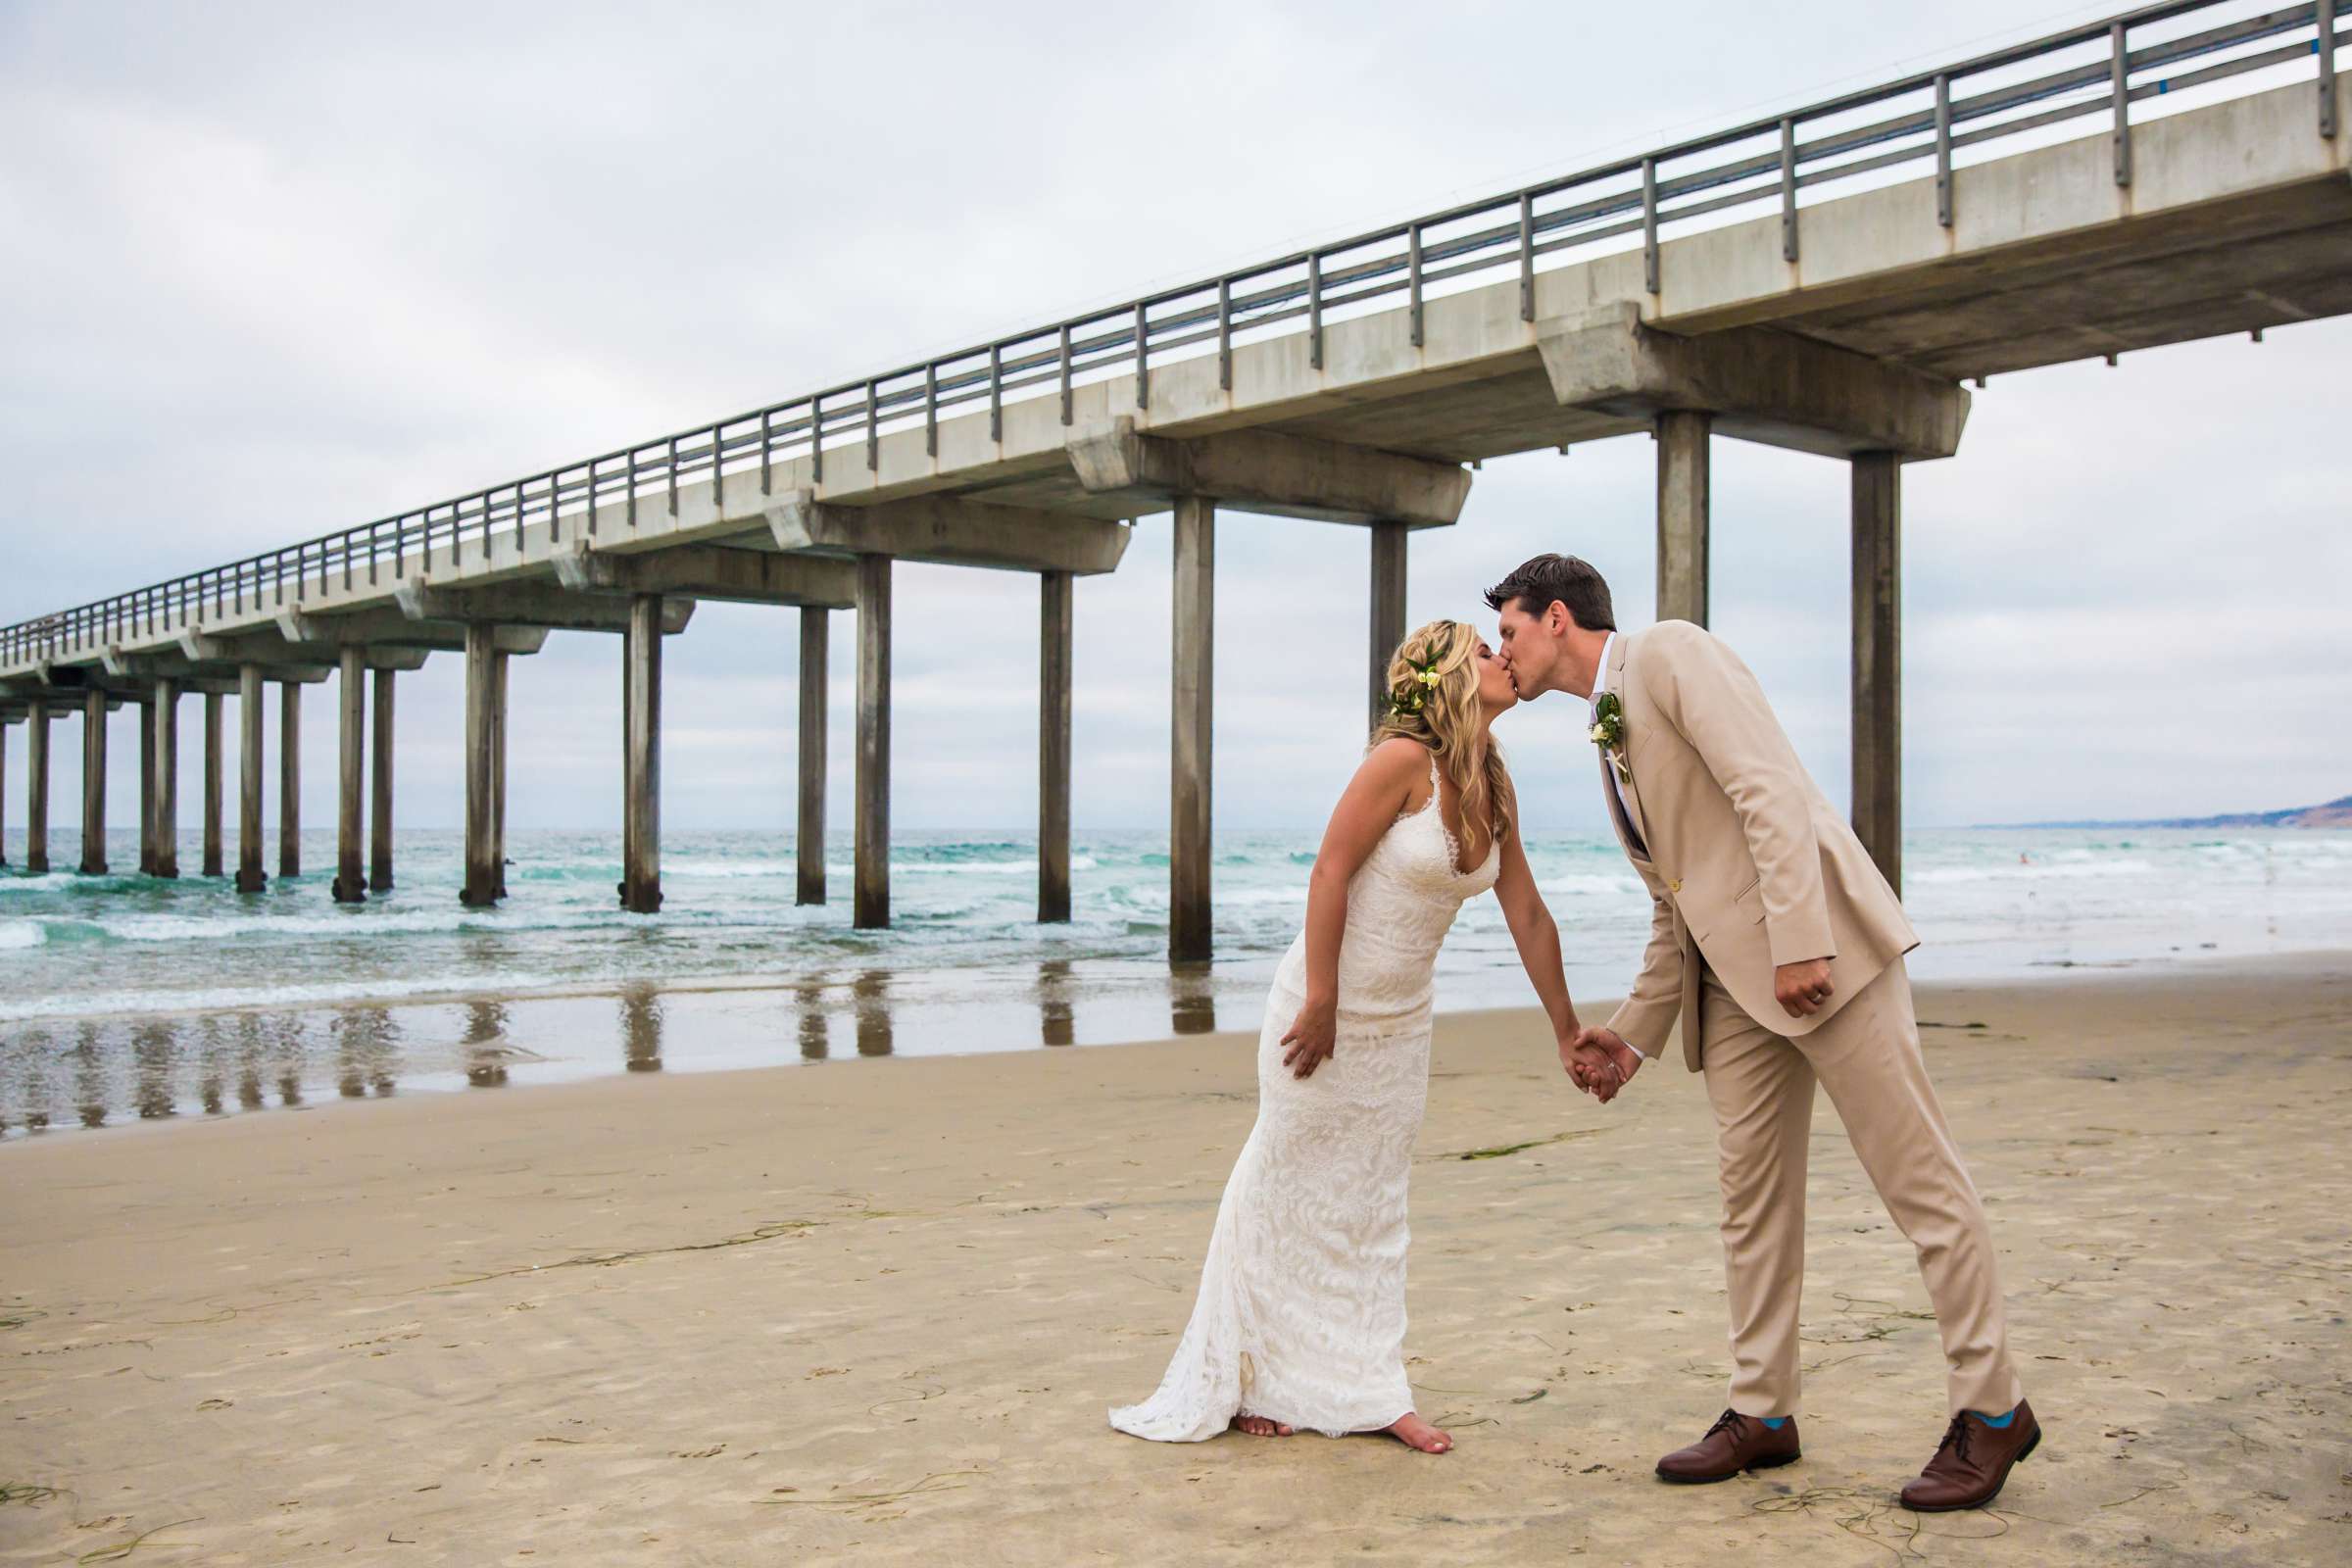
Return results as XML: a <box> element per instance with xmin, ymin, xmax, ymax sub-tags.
<box><xmin>1994</xmin><ymin>795</ymin><xmax>2352</xmax><ymax>830</ymax></box>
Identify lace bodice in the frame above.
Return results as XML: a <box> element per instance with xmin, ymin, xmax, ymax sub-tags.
<box><xmin>1273</xmin><ymin>755</ymin><xmax>1501</xmax><ymax>1017</ymax></box>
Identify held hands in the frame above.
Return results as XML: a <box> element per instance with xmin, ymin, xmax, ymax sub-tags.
<box><xmin>1280</xmin><ymin>995</ymin><xmax>1339</xmax><ymax>1079</ymax></box>
<box><xmin>1773</xmin><ymin>957</ymin><xmax>1836</xmax><ymax>1020</ymax></box>
<box><xmin>1562</xmin><ymin>1025</ymin><xmax>1642</xmax><ymax>1105</ymax></box>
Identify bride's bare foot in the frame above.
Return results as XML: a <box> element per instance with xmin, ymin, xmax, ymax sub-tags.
<box><xmin>1385</xmin><ymin>1412</ymin><xmax>1452</xmax><ymax>1453</ymax></box>
<box><xmin>1231</xmin><ymin>1415</ymin><xmax>1295</xmax><ymax>1438</ymax></box>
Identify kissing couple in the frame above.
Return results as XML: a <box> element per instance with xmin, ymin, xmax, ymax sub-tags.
<box><xmin>1109</xmin><ymin>552</ymin><xmax>2040</xmax><ymax>1513</ymax></box>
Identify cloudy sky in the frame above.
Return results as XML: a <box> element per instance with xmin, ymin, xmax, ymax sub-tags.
<box><xmin>3</xmin><ymin>0</ymin><xmax>2345</xmax><ymax>844</ymax></box>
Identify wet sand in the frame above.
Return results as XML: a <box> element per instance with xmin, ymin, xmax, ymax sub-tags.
<box><xmin>2</xmin><ymin>953</ymin><xmax>2347</xmax><ymax>1565</ymax></box>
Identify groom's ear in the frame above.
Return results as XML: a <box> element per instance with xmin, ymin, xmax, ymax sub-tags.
<box><xmin>1544</xmin><ymin>601</ymin><xmax>1571</xmax><ymax>636</ymax></box>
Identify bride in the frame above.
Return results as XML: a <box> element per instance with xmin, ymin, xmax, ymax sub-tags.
<box><xmin>1109</xmin><ymin>618</ymin><xmax>1589</xmax><ymax>1453</ymax></box>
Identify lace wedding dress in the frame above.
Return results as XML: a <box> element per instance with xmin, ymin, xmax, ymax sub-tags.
<box><xmin>1110</xmin><ymin>756</ymin><xmax>1502</xmax><ymax>1442</ymax></box>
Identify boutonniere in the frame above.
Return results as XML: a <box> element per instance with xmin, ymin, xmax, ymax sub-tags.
<box><xmin>1590</xmin><ymin>692</ymin><xmax>1631</xmax><ymax>783</ymax></box>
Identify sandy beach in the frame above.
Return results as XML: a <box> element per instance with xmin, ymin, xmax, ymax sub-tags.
<box><xmin>3</xmin><ymin>953</ymin><xmax>2348</xmax><ymax>1565</ymax></box>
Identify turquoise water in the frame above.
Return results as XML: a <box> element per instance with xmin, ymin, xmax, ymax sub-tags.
<box><xmin>3</xmin><ymin>826</ymin><xmax>2348</xmax><ymax>1133</ymax></box>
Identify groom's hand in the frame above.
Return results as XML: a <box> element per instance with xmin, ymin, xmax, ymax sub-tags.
<box><xmin>1774</xmin><ymin>958</ymin><xmax>1836</xmax><ymax>1020</ymax></box>
<box><xmin>1569</xmin><ymin>1027</ymin><xmax>1642</xmax><ymax>1104</ymax></box>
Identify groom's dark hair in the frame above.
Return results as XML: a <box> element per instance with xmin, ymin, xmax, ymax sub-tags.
<box><xmin>1484</xmin><ymin>554</ymin><xmax>1615</xmax><ymax>632</ymax></box>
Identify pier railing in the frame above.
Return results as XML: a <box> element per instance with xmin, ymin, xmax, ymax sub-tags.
<box><xmin>3</xmin><ymin>0</ymin><xmax>2342</xmax><ymax>671</ymax></box>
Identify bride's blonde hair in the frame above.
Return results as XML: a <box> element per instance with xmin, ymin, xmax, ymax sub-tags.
<box><xmin>1370</xmin><ymin>618</ymin><xmax>1514</xmax><ymax>850</ymax></box>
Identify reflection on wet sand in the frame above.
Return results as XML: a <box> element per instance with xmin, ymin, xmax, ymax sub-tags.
<box><xmin>14</xmin><ymin>1026</ymin><xmax>52</xmax><ymax>1134</ymax></box>
<box><xmin>621</xmin><ymin>988</ymin><xmax>663</xmax><ymax>1073</ymax></box>
<box><xmin>1037</xmin><ymin>959</ymin><xmax>1075</xmax><ymax>1047</ymax></box>
<box><xmin>272</xmin><ymin>1013</ymin><xmax>307</xmax><ymax>1108</ymax></box>
<box><xmin>74</xmin><ymin>1022</ymin><xmax>105</xmax><ymax>1128</ymax></box>
<box><xmin>1170</xmin><ymin>965</ymin><xmax>1218</xmax><ymax>1036</ymax></box>
<box><xmin>133</xmin><ymin>1018</ymin><xmax>178</xmax><ymax>1120</ymax></box>
<box><xmin>237</xmin><ymin>1013</ymin><xmax>267</xmax><ymax>1111</ymax></box>
<box><xmin>465</xmin><ymin>1001</ymin><xmax>512</xmax><ymax>1088</ymax></box>
<box><xmin>0</xmin><ymin>955</ymin><xmax>1264</xmax><ymax>1137</ymax></box>
<box><xmin>198</xmin><ymin>1015</ymin><xmax>225</xmax><ymax>1115</ymax></box>
<box><xmin>853</xmin><ymin>970</ymin><xmax>894</xmax><ymax>1057</ymax></box>
<box><xmin>797</xmin><ymin>983</ymin><xmax>829</xmax><ymax>1061</ymax></box>
<box><xmin>336</xmin><ymin>1007</ymin><xmax>399</xmax><ymax>1100</ymax></box>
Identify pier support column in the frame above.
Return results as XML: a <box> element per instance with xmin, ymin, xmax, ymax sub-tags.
<box><xmin>461</xmin><ymin>625</ymin><xmax>500</xmax><ymax>907</ymax></box>
<box><xmin>277</xmin><ymin>681</ymin><xmax>301</xmax><ymax>878</ymax></box>
<box><xmin>79</xmin><ymin>690</ymin><xmax>107</xmax><ymax>875</ymax></box>
<box><xmin>796</xmin><ymin>606</ymin><xmax>828</xmax><ymax>906</ymax></box>
<box><xmin>138</xmin><ymin>696</ymin><xmax>156</xmax><ymax>874</ymax></box>
<box><xmin>25</xmin><ymin>702</ymin><xmax>49</xmax><ymax>874</ymax></box>
<box><xmin>854</xmin><ymin>557</ymin><xmax>891</xmax><ymax>930</ymax></box>
<box><xmin>236</xmin><ymin>665</ymin><xmax>267</xmax><ymax>893</ymax></box>
<box><xmin>1039</xmin><ymin>569</ymin><xmax>1073</xmax><ymax>924</ymax></box>
<box><xmin>1170</xmin><ymin>495</ymin><xmax>1214</xmax><ymax>963</ymax></box>
<box><xmin>202</xmin><ymin>694</ymin><xmax>222</xmax><ymax>877</ymax></box>
<box><xmin>1851</xmin><ymin>451</ymin><xmax>1902</xmax><ymax>895</ymax></box>
<box><xmin>620</xmin><ymin>595</ymin><xmax>663</xmax><ymax>913</ymax></box>
<box><xmin>492</xmin><ymin>650</ymin><xmax>510</xmax><ymax>899</ymax></box>
<box><xmin>1368</xmin><ymin>520</ymin><xmax>1407</xmax><ymax>731</ymax></box>
<box><xmin>153</xmin><ymin>679</ymin><xmax>178</xmax><ymax>879</ymax></box>
<box><xmin>0</xmin><ymin>720</ymin><xmax>7</xmax><ymax>867</ymax></box>
<box><xmin>1655</xmin><ymin>411</ymin><xmax>1712</xmax><ymax>627</ymax></box>
<box><xmin>333</xmin><ymin>649</ymin><xmax>366</xmax><ymax>904</ymax></box>
<box><xmin>368</xmin><ymin>668</ymin><xmax>395</xmax><ymax>893</ymax></box>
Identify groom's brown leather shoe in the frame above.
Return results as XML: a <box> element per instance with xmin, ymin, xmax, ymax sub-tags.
<box><xmin>1899</xmin><ymin>1401</ymin><xmax>2041</xmax><ymax>1511</ymax></box>
<box><xmin>1654</xmin><ymin>1409</ymin><xmax>1801</xmax><ymax>1483</ymax></box>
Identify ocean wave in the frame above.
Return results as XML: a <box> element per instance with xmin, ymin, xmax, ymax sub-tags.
<box><xmin>1910</xmin><ymin>858</ymin><xmax>2159</xmax><ymax>885</ymax></box>
<box><xmin>1538</xmin><ymin>873</ymin><xmax>1647</xmax><ymax>899</ymax></box>
<box><xmin>0</xmin><ymin>967</ymin><xmax>585</xmax><ymax>1024</ymax></box>
<box><xmin>0</xmin><ymin>921</ymin><xmax>46</xmax><ymax>953</ymax></box>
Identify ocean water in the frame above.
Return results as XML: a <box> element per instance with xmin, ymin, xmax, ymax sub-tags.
<box><xmin>2</xmin><ymin>825</ymin><xmax>2348</xmax><ymax>1135</ymax></box>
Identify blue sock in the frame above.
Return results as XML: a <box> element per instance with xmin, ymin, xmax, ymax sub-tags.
<box><xmin>1976</xmin><ymin>1407</ymin><xmax>2017</xmax><ymax>1429</ymax></box>
<box><xmin>1760</xmin><ymin>1416</ymin><xmax>1789</xmax><ymax>1430</ymax></box>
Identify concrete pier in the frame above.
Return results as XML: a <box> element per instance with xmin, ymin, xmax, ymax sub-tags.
<box><xmin>202</xmin><ymin>693</ymin><xmax>222</xmax><ymax>878</ymax></box>
<box><xmin>1039</xmin><ymin>570</ymin><xmax>1073</xmax><ymax>924</ymax></box>
<box><xmin>236</xmin><ymin>665</ymin><xmax>266</xmax><ymax>893</ymax></box>
<box><xmin>79</xmin><ymin>690</ymin><xmax>107</xmax><ymax>875</ymax></box>
<box><xmin>138</xmin><ymin>696</ymin><xmax>155</xmax><ymax>874</ymax></box>
<box><xmin>333</xmin><ymin>649</ymin><xmax>365</xmax><ymax>904</ymax></box>
<box><xmin>368</xmin><ymin>669</ymin><xmax>394</xmax><ymax>893</ymax></box>
<box><xmin>153</xmin><ymin>679</ymin><xmax>178</xmax><ymax>879</ymax></box>
<box><xmin>277</xmin><ymin>682</ymin><xmax>300</xmax><ymax>878</ymax></box>
<box><xmin>620</xmin><ymin>597</ymin><xmax>662</xmax><ymax>914</ymax></box>
<box><xmin>492</xmin><ymin>651</ymin><xmax>510</xmax><ymax>900</ymax></box>
<box><xmin>1851</xmin><ymin>452</ymin><xmax>1902</xmax><ymax>894</ymax></box>
<box><xmin>1655</xmin><ymin>411</ymin><xmax>1712</xmax><ymax>627</ymax></box>
<box><xmin>24</xmin><ymin>701</ymin><xmax>48</xmax><ymax>874</ymax></box>
<box><xmin>797</xmin><ymin>607</ymin><xmax>828</xmax><ymax>906</ymax></box>
<box><xmin>1368</xmin><ymin>521</ymin><xmax>1406</xmax><ymax>730</ymax></box>
<box><xmin>1169</xmin><ymin>496</ymin><xmax>1214</xmax><ymax>963</ymax></box>
<box><xmin>0</xmin><ymin>718</ymin><xmax>8</xmax><ymax>867</ymax></box>
<box><xmin>7</xmin><ymin>49</ymin><xmax>2346</xmax><ymax>957</ymax></box>
<box><xmin>854</xmin><ymin>557</ymin><xmax>891</xmax><ymax>930</ymax></box>
<box><xmin>461</xmin><ymin>626</ymin><xmax>499</xmax><ymax>907</ymax></box>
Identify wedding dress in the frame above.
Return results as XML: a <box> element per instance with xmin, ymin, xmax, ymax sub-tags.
<box><xmin>1110</xmin><ymin>755</ymin><xmax>1501</xmax><ymax>1442</ymax></box>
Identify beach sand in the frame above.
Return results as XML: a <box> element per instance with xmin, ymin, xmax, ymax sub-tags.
<box><xmin>3</xmin><ymin>954</ymin><xmax>2347</xmax><ymax>1565</ymax></box>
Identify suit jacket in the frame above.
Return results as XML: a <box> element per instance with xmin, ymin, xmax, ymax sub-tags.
<box><xmin>1597</xmin><ymin>621</ymin><xmax>1917</xmax><ymax>1070</ymax></box>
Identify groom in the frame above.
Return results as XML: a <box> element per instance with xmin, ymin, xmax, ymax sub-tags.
<box><xmin>1487</xmin><ymin>553</ymin><xmax>2036</xmax><ymax>1512</ymax></box>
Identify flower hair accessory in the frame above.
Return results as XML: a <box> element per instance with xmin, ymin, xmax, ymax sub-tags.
<box><xmin>1387</xmin><ymin>653</ymin><xmax>1446</xmax><ymax>719</ymax></box>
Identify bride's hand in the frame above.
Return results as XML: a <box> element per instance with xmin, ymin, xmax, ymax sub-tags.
<box><xmin>1280</xmin><ymin>997</ymin><xmax>1339</xmax><ymax>1079</ymax></box>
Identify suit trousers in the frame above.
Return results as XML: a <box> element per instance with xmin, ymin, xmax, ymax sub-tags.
<box><xmin>1698</xmin><ymin>956</ymin><xmax>2023</xmax><ymax>1418</ymax></box>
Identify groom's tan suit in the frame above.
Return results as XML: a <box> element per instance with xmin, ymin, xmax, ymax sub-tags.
<box><xmin>1595</xmin><ymin>621</ymin><xmax>2022</xmax><ymax>1419</ymax></box>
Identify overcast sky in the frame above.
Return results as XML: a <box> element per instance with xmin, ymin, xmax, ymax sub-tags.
<box><xmin>3</xmin><ymin>0</ymin><xmax>2345</xmax><ymax>842</ymax></box>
